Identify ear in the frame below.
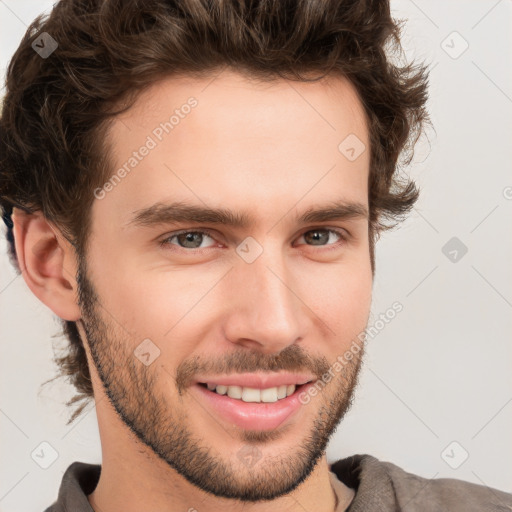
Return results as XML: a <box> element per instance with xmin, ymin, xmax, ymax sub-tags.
<box><xmin>11</xmin><ymin>208</ymin><xmax>81</xmax><ymax>321</ymax></box>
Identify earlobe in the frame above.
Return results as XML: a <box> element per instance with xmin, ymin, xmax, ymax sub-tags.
<box><xmin>11</xmin><ymin>207</ymin><xmax>81</xmax><ymax>321</ymax></box>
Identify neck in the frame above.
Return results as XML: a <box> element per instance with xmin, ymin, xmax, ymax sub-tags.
<box><xmin>87</xmin><ymin>415</ymin><xmax>353</xmax><ymax>512</ymax></box>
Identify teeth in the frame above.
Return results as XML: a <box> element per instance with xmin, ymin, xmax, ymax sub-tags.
<box><xmin>206</xmin><ymin>383</ymin><xmax>297</xmax><ymax>402</ymax></box>
<box><xmin>215</xmin><ymin>385</ymin><xmax>228</xmax><ymax>395</ymax></box>
<box><xmin>227</xmin><ymin>385</ymin><xmax>242</xmax><ymax>399</ymax></box>
<box><xmin>242</xmin><ymin>387</ymin><xmax>261</xmax><ymax>402</ymax></box>
<box><xmin>277</xmin><ymin>385</ymin><xmax>287</xmax><ymax>399</ymax></box>
<box><xmin>260</xmin><ymin>387</ymin><xmax>278</xmax><ymax>402</ymax></box>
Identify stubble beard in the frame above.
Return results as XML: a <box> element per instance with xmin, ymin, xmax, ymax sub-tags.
<box><xmin>76</xmin><ymin>258</ymin><xmax>365</xmax><ymax>501</ymax></box>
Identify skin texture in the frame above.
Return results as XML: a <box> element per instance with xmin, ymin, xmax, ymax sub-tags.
<box><xmin>13</xmin><ymin>69</ymin><xmax>373</xmax><ymax>512</ymax></box>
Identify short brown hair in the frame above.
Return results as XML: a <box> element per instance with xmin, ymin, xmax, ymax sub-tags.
<box><xmin>0</xmin><ymin>0</ymin><xmax>429</xmax><ymax>421</ymax></box>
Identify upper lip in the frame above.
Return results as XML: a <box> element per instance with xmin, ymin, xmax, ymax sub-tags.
<box><xmin>195</xmin><ymin>372</ymin><xmax>315</xmax><ymax>389</ymax></box>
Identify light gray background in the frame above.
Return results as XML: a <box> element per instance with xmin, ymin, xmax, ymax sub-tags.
<box><xmin>1</xmin><ymin>1</ymin><xmax>511</xmax><ymax>510</ymax></box>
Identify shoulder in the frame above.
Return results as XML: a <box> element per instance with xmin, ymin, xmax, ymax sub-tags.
<box><xmin>43</xmin><ymin>461</ymin><xmax>101</xmax><ymax>512</ymax></box>
<box><xmin>330</xmin><ymin>454</ymin><xmax>512</xmax><ymax>511</ymax></box>
<box><xmin>382</xmin><ymin>457</ymin><xmax>512</xmax><ymax>511</ymax></box>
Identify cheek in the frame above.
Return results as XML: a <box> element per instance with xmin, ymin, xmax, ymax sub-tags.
<box><xmin>90</xmin><ymin>263</ymin><xmax>220</xmax><ymax>347</ymax></box>
<box><xmin>87</xmin><ymin>229</ymin><xmax>372</xmax><ymax>354</ymax></box>
<box><xmin>301</xmin><ymin>259</ymin><xmax>372</xmax><ymax>345</ymax></box>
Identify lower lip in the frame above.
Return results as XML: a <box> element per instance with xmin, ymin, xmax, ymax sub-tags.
<box><xmin>192</xmin><ymin>382</ymin><xmax>314</xmax><ymax>431</ymax></box>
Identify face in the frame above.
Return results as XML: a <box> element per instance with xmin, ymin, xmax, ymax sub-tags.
<box><xmin>78</xmin><ymin>69</ymin><xmax>373</xmax><ymax>501</ymax></box>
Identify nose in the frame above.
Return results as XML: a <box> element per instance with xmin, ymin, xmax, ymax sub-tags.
<box><xmin>222</xmin><ymin>245</ymin><xmax>306</xmax><ymax>354</ymax></box>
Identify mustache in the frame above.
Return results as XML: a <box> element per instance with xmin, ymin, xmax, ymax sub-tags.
<box><xmin>175</xmin><ymin>344</ymin><xmax>331</xmax><ymax>392</ymax></box>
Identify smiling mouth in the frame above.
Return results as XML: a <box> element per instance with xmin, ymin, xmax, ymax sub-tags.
<box><xmin>193</xmin><ymin>379</ymin><xmax>316</xmax><ymax>431</ymax></box>
<box><xmin>197</xmin><ymin>382</ymin><xmax>311</xmax><ymax>403</ymax></box>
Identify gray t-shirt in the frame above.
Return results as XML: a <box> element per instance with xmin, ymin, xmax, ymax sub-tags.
<box><xmin>44</xmin><ymin>453</ymin><xmax>512</xmax><ymax>511</ymax></box>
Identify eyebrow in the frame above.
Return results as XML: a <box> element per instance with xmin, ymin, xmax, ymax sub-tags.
<box><xmin>128</xmin><ymin>199</ymin><xmax>368</xmax><ymax>229</ymax></box>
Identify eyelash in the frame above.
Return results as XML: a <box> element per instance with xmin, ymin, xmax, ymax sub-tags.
<box><xmin>159</xmin><ymin>227</ymin><xmax>349</xmax><ymax>252</ymax></box>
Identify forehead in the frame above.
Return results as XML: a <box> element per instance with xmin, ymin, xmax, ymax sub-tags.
<box><xmin>113</xmin><ymin>69</ymin><xmax>368</xmax><ymax>145</ymax></box>
<box><xmin>97</xmin><ymin>69</ymin><xmax>370</xmax><ymax>228</ymax></box>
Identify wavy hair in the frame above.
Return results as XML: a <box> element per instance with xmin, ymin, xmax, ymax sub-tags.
<box><xmin>0</xmin><ymin>0</ymin><xmax>430</xmax><ymax>422</ymax></box>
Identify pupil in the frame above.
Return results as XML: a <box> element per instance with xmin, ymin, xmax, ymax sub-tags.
<box><xmin>179</xmin><ymin>232</ymin><xmax>202</xmax><ymax>248</ymax></box>
<box><xmin>305</xmin><ymin>230</ymin><xmax>327</xmax><ymax>245</ymax></box>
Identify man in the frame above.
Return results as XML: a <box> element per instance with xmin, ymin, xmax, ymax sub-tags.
<box><xmin>0</xmin><ymin>0</ymin><xmax>510</xmax><ymax>511</ymax></box>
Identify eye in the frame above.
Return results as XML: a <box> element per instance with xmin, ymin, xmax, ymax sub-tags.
<box><xmin>295</xmin><ymin>228</ymin><xmax>347</xmax><ymax>248</ymax></box>
<box><xmin>159</xmin><ymin>227</ymin><xmax>348</xmax><ymax>252</ymax></box>
<box><xmin>161</xmin><ymin>229</ymin><xmax>218</xmax><ymax>250</ymax></box>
